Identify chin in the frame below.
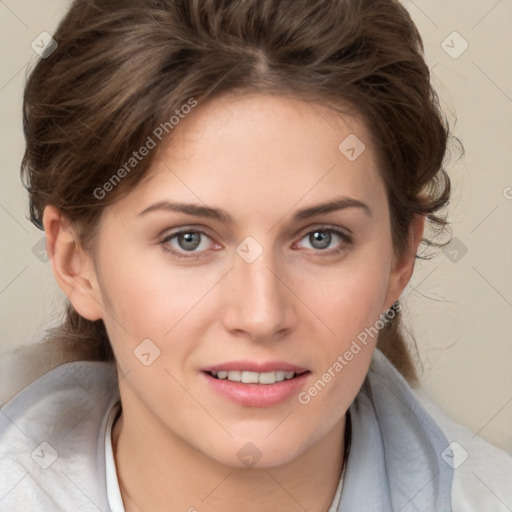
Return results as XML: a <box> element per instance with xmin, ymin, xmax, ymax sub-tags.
<box><xmin>201</xmin><ymin>435</ymin><xmax>310</xmax><ymax>470</ymax></box>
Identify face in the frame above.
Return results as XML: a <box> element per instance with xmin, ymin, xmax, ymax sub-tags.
<box><xmin>70</xmin><ymin>93</ymin><xmax>416</xmax><ymax>468</ymax></box>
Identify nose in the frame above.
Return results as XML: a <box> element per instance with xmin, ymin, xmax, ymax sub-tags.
<box><xmin>221</xmin><ymin>246</ymin><xmax>296</xmax><ymax>342</ymax></box>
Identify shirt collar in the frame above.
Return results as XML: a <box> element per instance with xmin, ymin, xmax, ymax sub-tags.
<box><xmin>338</xmin><ymin>349</ymin><xmax>453</xmax><ymax>511</ymax></box>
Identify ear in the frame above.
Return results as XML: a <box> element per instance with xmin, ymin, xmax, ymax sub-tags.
<box><xmin>383</xmin><ymin>213</ymin><xmax>425</xmax><ymax>311</ymax></box>
<box><xmin>42</xmin><ymin>205</ymin><xmax>104</xmax><ymax>321</ymax></box>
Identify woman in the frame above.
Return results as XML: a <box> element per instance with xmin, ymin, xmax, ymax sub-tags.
<box><xmin>1</xmin><ymin>0</ymin><xmax>511</xmax><ymax>510</ymax></box>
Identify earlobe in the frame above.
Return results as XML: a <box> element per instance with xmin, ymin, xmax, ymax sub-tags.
<box><xmin>384</xmin><ymin>214</ymin><xmax>426</xmax><ymax>310</ymax></box>
<box><xmin>42</xmin><ymin>205</ymin><xmax>104</xmax><ymax>321</ymax></box>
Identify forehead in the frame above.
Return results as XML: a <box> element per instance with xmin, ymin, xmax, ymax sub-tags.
<box><xmin>164</xmin><ymin>92</ymin><xmax>375</xmax><ymax>166</ymax></box>
<box><xmin>112</xmin><ymin>93</ymin><xmax>387</xmax><ymax>223</ymax></box>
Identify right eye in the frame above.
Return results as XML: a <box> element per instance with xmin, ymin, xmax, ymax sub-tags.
<box><xmin>160</xmin><ymin>228</ymin><xmax>218</xmax><ymax>259</ymax></box>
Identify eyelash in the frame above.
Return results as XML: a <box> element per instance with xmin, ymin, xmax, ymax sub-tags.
<box><xmin>160</xmin><ymin>226</ymin><xmax>353</xmax><ymax>260</ymax></box>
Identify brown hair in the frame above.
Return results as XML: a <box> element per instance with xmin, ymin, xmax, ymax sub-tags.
<box><xmin>21</xmin><ymin>0</ymin><xmax>458</xmax><ymax>385</ymax></box>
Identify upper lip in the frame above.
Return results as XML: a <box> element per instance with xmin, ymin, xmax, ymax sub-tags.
<box><xmin>201</xmin><ymin>361</ymin><xmax>309</xmax><ymax>373</ymax></box>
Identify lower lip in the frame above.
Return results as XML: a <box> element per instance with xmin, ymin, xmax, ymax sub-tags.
<box><xmin>202</xmin><ymin>372</ymin><xmax>310</xmax><ymax>407</ymax></box>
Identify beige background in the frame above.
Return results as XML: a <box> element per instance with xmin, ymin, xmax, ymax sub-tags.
<box><xmin>0</xmin><ymin>1</ymin><xmax>511</xmax><ymax>455</ymax></box>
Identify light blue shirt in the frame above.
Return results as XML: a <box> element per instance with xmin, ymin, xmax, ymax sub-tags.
<box><xmin>0</xmin><ymin>348</ymin><xmax>455</xmax><ymax>511</ymax></box>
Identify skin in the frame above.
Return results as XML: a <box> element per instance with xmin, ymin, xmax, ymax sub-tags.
<box><xmin>44</xmin><ymin>93</ymin><xmax>424</xmax><ymax>512</ymax></box>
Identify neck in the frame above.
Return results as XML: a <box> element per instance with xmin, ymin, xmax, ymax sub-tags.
<box><xmin>112</xmin><ymin>401</ymin><xmax>347</xmax><ymax>512</ymax></box>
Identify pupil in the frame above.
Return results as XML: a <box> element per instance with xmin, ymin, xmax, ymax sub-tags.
<box><xmin>179</xmin><ymin>232</ymin><xmax>200</xmax><ymax>250</ymax></box>
<box><xmin>311</xmin><ymin>230</ymin><xmax>331</xmax><ymax>249</ymax></box>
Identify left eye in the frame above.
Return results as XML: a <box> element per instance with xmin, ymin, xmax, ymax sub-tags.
<box><xmin>296</xmin><ymin>228</ymin><xmax>350</xmax><ymax>252</ymax></box>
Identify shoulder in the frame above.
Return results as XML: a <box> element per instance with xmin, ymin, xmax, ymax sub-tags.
<box><xmin>414</xmin><ymin>387</ymin><xmax>512</xmax><ymax>512</ymax></box>
<box><xmin>365</xmin><ymin>349</ymin><xmax>512</xmax><ymax>511</ymax></box>
<box><xmin>0</xmin><ymin>360</ymin><xmax>119</xmax><ymax>511</ymax></box>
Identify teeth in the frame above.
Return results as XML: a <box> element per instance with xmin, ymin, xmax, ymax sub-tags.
<box><xmin>227</xmin><ymin>371</ymin><xmax>242</xmax><ymax>382</ymax></box>
<box><xmin>211</xmin><ymin>370</ymin><xmax>298</xmax><ymax>384</ymax></box>
<box><xmin>242</xmin><ymin>371</ymin><xmax>260</xmax><ymax>384</ymax></box>
<box><xmin>258</xmin><ymin>371</ymin><xmax>276</xmax><ymax>384</ymax></box>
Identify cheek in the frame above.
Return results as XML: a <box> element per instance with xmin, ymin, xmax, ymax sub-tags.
<box><xmin>293</xmin><ymin>266</ymin><xmax>390</xmax><ymax>433</ymax></box>
<box><xmin>98</xmin><ymin>248</ymin><xmax>201</xmax><ymax>328</ymax></box>
<box><xmin>291</xmin><ymin>248</ymin><xmax>392</xmax><ymax>405</ymax></box>
<box><xmin>296</xmin><ymin>254</ymin><xmax>391</xmax><ymax>339</ymax></box>
<box><xmin>95</xmin><ymin>248</ymin><xmax>224</xmax><ymax>372</ymax></box>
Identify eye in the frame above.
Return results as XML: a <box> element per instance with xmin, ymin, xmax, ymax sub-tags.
<box><xmin>295</xmin><ymin>227</ymin><xmax>352</xmax><ymax>255</ymax></box>
<box><xmin>160</xmin><ymin>229</ymin><xmax>217</xmax><ymax>259</ymax></box>
<box><xmin>160</xmin><ymin>226</ymin><xmax>352</xmax><ymax>260</ymax></box>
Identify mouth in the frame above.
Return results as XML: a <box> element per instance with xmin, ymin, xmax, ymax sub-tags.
<box><xmin>200</xmin><ymin>362</ymin><xmax>310</xmax><ymax>407</ymax></box>
<box><xmin>206</xmin><ymin>369</ymin><xmax>308</xmax><ymax>385</ymax></box>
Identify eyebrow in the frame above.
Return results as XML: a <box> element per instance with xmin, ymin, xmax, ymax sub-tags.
<box><xmin>138</xmin><ymin>196</ymin><xmax>372</xmax><ymax>224</ymax></box>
